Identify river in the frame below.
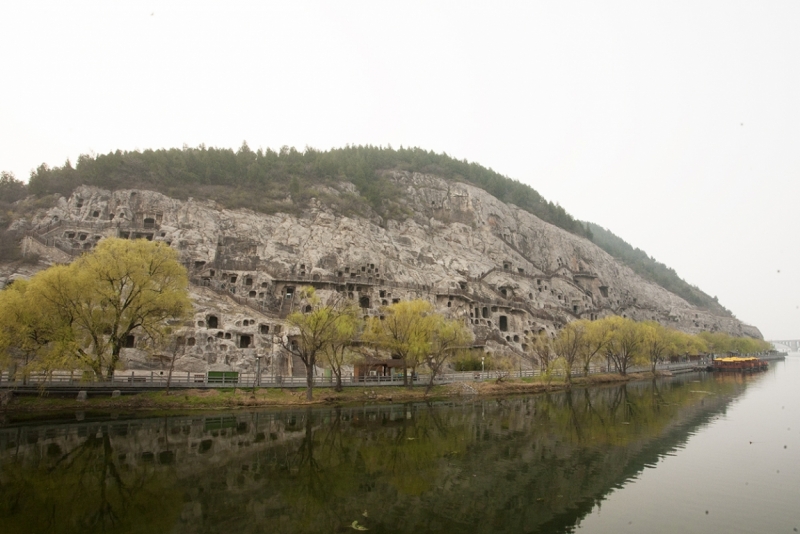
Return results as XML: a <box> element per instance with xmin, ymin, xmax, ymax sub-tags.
<box><xmin>0</xmin><ymin>354</ymin><xmax>798</xmax><ymax>534</ymax></box>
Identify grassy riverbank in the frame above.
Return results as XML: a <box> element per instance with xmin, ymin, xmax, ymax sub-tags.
<box><xmin>1</xmin><ymin>372</ymin><xmax>654</xmax><ymax>418</ymax></box>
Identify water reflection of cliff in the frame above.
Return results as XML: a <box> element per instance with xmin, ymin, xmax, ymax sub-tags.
<box><xmin>0</xmin><ymin>373</ymin><xmax>754</xmax><ymax>534</ymax></box>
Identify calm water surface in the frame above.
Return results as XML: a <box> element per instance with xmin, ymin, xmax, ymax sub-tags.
<box><xmin>576</xmin><ymin>354</ymin><xmax>800</xmax><ymax>534</ymax></box>
<box><xmin>1</xmin><ymin>355</ymin><xmax>798</xmax><ymax>533</ymax></box>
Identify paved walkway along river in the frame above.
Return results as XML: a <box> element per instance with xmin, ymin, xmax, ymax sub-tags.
<box><xmin>1</xmin><ymin>360</ymin><xmax>706</xmax><ymax>392</ymax></box>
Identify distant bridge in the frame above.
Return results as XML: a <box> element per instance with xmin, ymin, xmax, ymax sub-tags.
<box><xmin>769</xmin><ymin>340</ymin><xmax>800</xmax><ymax>352</ymax></box>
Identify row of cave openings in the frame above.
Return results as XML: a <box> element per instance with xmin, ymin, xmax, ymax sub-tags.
<box><xmin>501</xmin><ymin>259</ymin><xmax>612</xmax><ymax>303</ymax></box>
<box><xmin>284</xmin><ymin>285</ymin><xmax>401</xmax><ymax>311</ymax></box>
<box><xmin>60</xmin><ymin>226</ymin><xmax>165</xmax><ymax>250</ymax></box>
<box><xmin>199</xmin><ymin>315</ymin><xmax>283</xmax><ymax>349</ymax></box>
<box><xmin>471</xmin><ymin>306</ymin><xmax>512</xmax><ymax>331</ymax></box>
<box><xmin>74</xmin><ymin>192</ymin><xmax>162</xmax><ymax>227</ymax></box>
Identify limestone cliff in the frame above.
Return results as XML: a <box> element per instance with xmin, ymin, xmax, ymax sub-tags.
<box><xmin>7</xmin><ymin>171</ymin><xmax>761</xmax><ymax>374</ymax></box>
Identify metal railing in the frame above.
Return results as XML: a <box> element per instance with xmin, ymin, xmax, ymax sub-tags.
<box><xmin>0</xmin><ymin>361</ymin><xmax>704</xmax><ymax>390</ymax></box>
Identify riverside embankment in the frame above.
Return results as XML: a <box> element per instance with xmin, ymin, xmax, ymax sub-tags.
<box><xmin>1</xmin><ymin>369</ymin><xmax>674</xmax><ymax>419</ymax></box>
<box><xmin>4</xmin><ymin>356</ymin><xmax>782</xmax><ymax>418</ymax></box>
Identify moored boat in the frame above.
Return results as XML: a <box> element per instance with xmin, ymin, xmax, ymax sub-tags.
<box><xmin>710</xmin><ymin>356</ymin><xmax>769</xmax><ymax>372</ymax></box>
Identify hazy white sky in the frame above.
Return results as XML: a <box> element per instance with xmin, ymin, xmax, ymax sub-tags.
<box><xmin>1</xmin><ymin>2</ymin><xmax>798</xmax><ymax>339</ymax></box>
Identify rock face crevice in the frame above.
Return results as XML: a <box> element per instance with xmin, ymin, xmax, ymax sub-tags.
<box><xmin>8</xmin><ymin>172</ymin><xmax>761</xmax><ymax>373</ymax></box>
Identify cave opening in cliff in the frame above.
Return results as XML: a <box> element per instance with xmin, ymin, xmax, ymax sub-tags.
<box><xmin>143</xmin><ymin>217</ymin><xmax>155</xmax><ymax>229</ymax></box>
<box><xmin>239</xmin><ymin>335</ymin><xmax>251</xmax><ymax>348</ymax></box>
<box><xmin>499</xmin><ymin>316</ymin><xmax>508</xmax><ymax>331</ymax></box>
<box><xmin>482</xmin><ymin>307</ymin><xmax>489</xmax><ymax>318</ymax></box>
<box><xmin>207</xmin><ymin>315</ymin><xmax>218</xmax><ymax>329</ymax></box>
<box><xmin>359</xmin><ymin>296</ymin><xmax>370</xmax><ymax>309</ymax></box>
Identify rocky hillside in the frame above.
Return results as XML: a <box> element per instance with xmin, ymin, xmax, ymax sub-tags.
<box><xmin>5</xmin><ymin>172</ymin><xmax>761</xmax><ymax>374</ymax></box>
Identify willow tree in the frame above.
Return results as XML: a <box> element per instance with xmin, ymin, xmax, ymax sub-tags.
<box><xmin>524</xmin><ymin>330</ymin><xmax>555</xmax><ymax>374</ymax></box>
<box><xmin>364</xmin><ymin>299</ymin><xmax>435</xmax><ymax>387</ymax></box>
<box><xmin>423</xmin><ymin>315</ymin><xmax>472</xmax><ymax>394</ymax></box>
<box><xmin>578</xmin><ymin>319</ymin><xmax>610</xmax><ymax>376</ymax></box>
<box><xmin>284</xmin><ymin>289</ymin><xmax>359</xmax><ymax>400</ymax></box>
<box><xmin>729</xmin><ymin>335</ymin><xmax>771</xmax><ymax>355</ymax></box>
<box><xmin>30</xmin><ymin>238</ymin><xmax>191</xmax><ymax>380</ymax></box>
<box><xmin>319</xmin><ymin>299</ymin><xmax>362</xmax><ymax>392</ymax></box>
<box><xmin>604</xmin><ymin>316</ymin><xmax>645</xmax><ymax>375</ymax></box>
<box><xmin>553</xmin><ymin>321</ymin><xmax>588</xmax><ymax>386</ymax></box>
<box><xmin>0</xmin><ymin>279</ymin><xmax>70</xmax><ymax>383</ymax></box>
<box><xmin>641</xmin><ymin>321</ymin><xmax>675</xmax><ymax>374</ymax></box>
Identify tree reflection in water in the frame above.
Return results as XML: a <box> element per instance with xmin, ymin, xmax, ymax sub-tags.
<box><xmin>0</xmin><ymin>373</ymin><xmax>753</xmax><ymax>534</ymax></box>
<box><xmin>0</xmin><ymin>425</ymin><xmax>181</xmax><ymax>534</ymax></box>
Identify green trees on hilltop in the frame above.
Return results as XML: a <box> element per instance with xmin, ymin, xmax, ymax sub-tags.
<box><xmin>23</xmin><ymin>144</ymin><xmax>593</xmax><ymax>238</ymax></box>
<box><xmin>6</xmin><ymin>143</ymin><xmax>730</xmax><ymax>315</ymax></box>
<box><xmin>586</xmin><ymin>222</ymin><xmax>731</xmax><ymax>316</ymax></box>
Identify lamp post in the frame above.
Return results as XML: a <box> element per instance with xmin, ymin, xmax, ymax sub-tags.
<box><xmin>270</xmin><ymin>334</ymin><xmax>278</xmax><ymax>384</ymax></box>
<box><xmin>255</xmin><ymin>355</ymin><xmax>263</xmax><ymax>388</ymax></box>
<box><xmin>481</xmin><ymin>356</ymin><xmax>485</xmax><ymax>374</ymax></box>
